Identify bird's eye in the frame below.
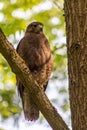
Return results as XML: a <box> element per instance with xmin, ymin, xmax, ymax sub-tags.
<box><xmin>33</xmin><ymin>25</ymin><xmax>37</xmax><ymax>27</ymax></box>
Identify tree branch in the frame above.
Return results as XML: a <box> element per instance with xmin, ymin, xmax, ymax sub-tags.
<box><xmin>0</xmin><ymin>28</ymin><xmax>69</xmax><ymax>130</ymax></box>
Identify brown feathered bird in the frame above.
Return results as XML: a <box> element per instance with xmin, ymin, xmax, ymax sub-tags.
<box><xmin>16</xmin><ymin>21</ymin><xmax>53</xmax><ymax>121</ymax></box>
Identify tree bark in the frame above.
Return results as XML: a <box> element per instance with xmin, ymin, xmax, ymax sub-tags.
<box><xmin>64</xmin><ymin>0</ymin><xmax>87</xmax><ymax>129</ymax></box>
<box><xmin>0</xmin><ymin>29</ymin><xmax>69</xmax><ymax>130</ymax></box>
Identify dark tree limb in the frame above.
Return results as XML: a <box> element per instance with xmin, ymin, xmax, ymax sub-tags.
<box><xmin>64</xmin><ymin>0</ymin><xmax>87</xmax><ymax>129</ymax></box>
<box><xmin>0</xmin><ymin>28</ymin><xmax>69</xmax><ymax>130</ymax></box>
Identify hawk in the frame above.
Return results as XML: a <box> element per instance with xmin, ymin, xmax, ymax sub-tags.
<box><xmin>16</xmin><ymin>21</ymin><xmax>53</xmax><ymax>121</ymax></box>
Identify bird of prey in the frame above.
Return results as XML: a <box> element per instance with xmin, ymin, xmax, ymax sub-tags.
<box><xmin>16</xmin><ymin>21</ymin><xmax>53</xmax><ymax>121</ymax></box>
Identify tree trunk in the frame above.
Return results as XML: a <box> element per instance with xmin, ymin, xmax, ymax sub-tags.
<box><xmin>64</xmin><ymin>0</ymin><xmax>87</xmax><ymax>129</ymax></box>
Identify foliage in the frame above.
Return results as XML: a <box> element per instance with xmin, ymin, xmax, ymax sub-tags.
<box><xmin>0</xmin><ymin>0</ymin><xmax>69</xmax><ymax>127</ymax></box>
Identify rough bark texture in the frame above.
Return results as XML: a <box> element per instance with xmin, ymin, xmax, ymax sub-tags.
<box><xmin>0</xmin><ymin>29</ymin><xmax>69</xmax><ymax>130</ymax></box>
<box><xmin>64</xmin><ymin>0</ymin><xmax>87</xmax><ymax>129</ymax></box>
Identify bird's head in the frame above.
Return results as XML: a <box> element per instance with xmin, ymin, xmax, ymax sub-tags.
<box><xmin>26</xmin><ymin>22</ymin><xmax>43</xmax><ymax>34</ymax></box>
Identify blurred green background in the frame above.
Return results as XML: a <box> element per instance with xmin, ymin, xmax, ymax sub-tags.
<box><xmin>0</xmin><ymin>0</ymin><xmax>70</xmax><ymax>130</ymax></box>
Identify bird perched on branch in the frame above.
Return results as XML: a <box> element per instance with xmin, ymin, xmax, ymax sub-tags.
<box><xmin>16</xmin><ymin>21</ymin><xmax>53</xmax><ymax>121</ymax></box>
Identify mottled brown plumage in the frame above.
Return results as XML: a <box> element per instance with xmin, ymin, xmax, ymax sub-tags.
<box><xmin>16</xmin><ymin>21</ymin><xmax>53</xmax><ymax>121</ymax></box>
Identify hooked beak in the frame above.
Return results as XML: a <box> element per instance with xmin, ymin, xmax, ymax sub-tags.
<box><xmin>37</xmin><ymin>24</ymin><xmax>43</xmax><ymax>32</ymax></box>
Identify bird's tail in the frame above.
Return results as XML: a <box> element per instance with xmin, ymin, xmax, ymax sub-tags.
<box><xmin>23</xmin><ymin>89</ymin><xmax>39</xmax><ymax>121</ymax></box>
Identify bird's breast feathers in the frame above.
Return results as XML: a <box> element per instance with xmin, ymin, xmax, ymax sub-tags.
<box><xmin>21</xmin><ymin>33</ymin><xmax>51</xmax><ymax>68</ymax></box>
